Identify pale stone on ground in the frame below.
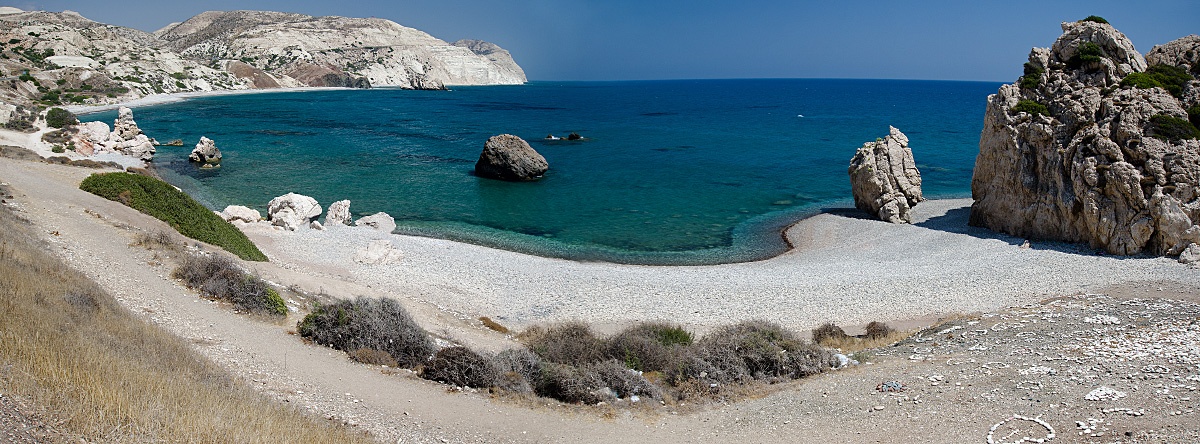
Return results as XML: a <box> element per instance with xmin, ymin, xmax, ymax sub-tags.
<box><xmin>220</xmin><ymin>205</ymin><xmax>261</xmax><ymax>223</ymax></box>
<box><xmin>326</xmin><ymin>200</ymin><xmax>352</xmax><ymax>226</ymax></box>
<box><xmin>353</xmin><ymin>239</ymin><xmax>404</xmax><ymax>264</ymax></box>
<box><xmin>355</xmin><ymin>212</ymin><xmax>397</xmax><ymax>233</ymax></box>
<box><xmin>267</xmin><ymin>193</ymin><xmax>321</xmax><ymax>231</ymax></box>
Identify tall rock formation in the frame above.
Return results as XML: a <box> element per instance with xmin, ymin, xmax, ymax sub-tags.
<box><xmin>970</xmin><ymin>19</ymin><xmax>1200</xmax><ymax>256</ymax></box>
<box><xmin>848</xmin><ymin>126</ymin><xmax>924</xmax><ymax>223</ymax></box>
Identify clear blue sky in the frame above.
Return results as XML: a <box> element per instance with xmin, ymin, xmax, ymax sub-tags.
<box><xmin>9</xmin><ymin>0</ymin><xmax>1198</xmax><ymax>82</ymax></box>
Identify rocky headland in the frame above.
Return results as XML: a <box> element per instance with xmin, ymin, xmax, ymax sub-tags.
<box><xmin>0</xmin><ymin>7</ymin><xmax>525</xmax><ymax>112</ymax></box>
<box><xmin>970</xmin><ymin>18</ymin><xmax>1200</xmax><ymax>258</ymax></box>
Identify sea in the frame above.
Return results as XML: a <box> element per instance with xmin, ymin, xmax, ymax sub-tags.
<box><xmin>81</xmin><ymin>79</ymin><xmax>1003</xmax><ymax>265</ymax></box>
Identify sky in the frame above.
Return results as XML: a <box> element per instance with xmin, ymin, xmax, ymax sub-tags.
<box><xmin>7</xmin><ymin>0</ymin><xmax>1198</xmax><ymax>82</ymax></box>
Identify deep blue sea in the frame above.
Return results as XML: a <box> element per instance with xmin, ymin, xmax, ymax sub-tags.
<box><xmin>82</xmin><ymin>79</ymin><xmax>1001</xmax><ymax>265</ymax></box>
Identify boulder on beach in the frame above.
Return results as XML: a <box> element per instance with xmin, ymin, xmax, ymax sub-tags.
<box><xmin>189</xmin><ymin>136</ymin><xmax>222</xmax><ymax>165</ymax></box>
<box><xmin>267</xmin><ymin>193</ymin><xmax>322</xmax><ymax>231</ymax></box>
<box><xmin>970</xmin><ymin>20</ymin><xmax>1200</xmax><ymax>256</ymax></box>
<box><xmin>848</xmin><ymin>126</ymin><xmax>924</xmax><ymax>223</ymax></box>
<box><xmin>220</xmin><ymin>205</ymin><xmax>261</xmax><ymax>223</ymax></box>
<box><xmin>70</xmin><ymin>121</ymin><xmax>110</xmax><ymax>156</ymax></box>
<box><xmin>355</xmin><ymin>212</ymin><xmax>397</xmax><ymax>233</ymax></box>
<box><xmin>326</xmin><ymin>200</ymin><xmax>352</xmax><ymax>226</ymax></box>
<box><xmin>474</xmin><ymin>134</ymin><xmax>548</xmax><ymax>181</ymax></box>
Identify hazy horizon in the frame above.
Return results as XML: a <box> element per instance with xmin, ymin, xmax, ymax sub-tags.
<box><xmin>6</xmin><ymin>0</ymin><xmax>1197</xmax><ymax>83</ymax></box>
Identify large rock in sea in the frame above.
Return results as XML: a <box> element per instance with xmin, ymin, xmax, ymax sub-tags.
<box><xmin>474</xmin><ymin>134</ymin><xmax>548</xmax><ymax>181</ymax></box>
<box><xmin>326</xmin><ymin>199</ymin><xmax>352</xmax><ymax>226</ymax></box>
<box><xmin>267</xmin><ymin>193</ymin><xmax>322</xmax><ymax>231</ymax></box>
<box><xmin>848</xmin><ymin>126</ymin><xmax>924</xmax><ymax>223</ymax></box>
<box><xmin>189</xmin><ymin>136</ymin><xmax>222</xmax><ymax>165</ymax></box>
<box><xmin>970</xmin><ymin>20</ymin><xmax>1200</xmax><ymax>256</ymax></box>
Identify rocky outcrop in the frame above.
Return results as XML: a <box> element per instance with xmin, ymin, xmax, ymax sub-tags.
<box><xmin>106</xmin><ymin>107</ymin><xmax>155</xmax><ymax>161</ymax></box>
<box><xmin>220</xmin><ymin>205</ymin><xmax>261</xmax><ymax>223</ymax></box>
<box><xmin>355</xmin><ymin>212</ymin><xmax>397</xmax><ymax>233</ymax></box>
<box><xmin>475</xmin><ymin>134</ymin><xmax>548</xmax><ymax>181</ymax></box>
<box><xmin>970</xmin><ymin>21</ymin><xmax>1200</xmax><ymax>256</ymax></box>
<box><xmin>189</xmin><ymin>136</ymin><xmax>222</xmax><ymax>165</ymax></box>
<box><xmin>848</xmin><ymin>127</ymin><xmax>924</xmax><ymax>223</ymax></box>
<box><xmin>267</xmin><ymin>193</ymin><xmax>322</xmax><ymax>231</ymax></box>
<box><xmin>326</xmin><ymin>200</ymin><xmax>352</xmax><ymax>226</ymax></box>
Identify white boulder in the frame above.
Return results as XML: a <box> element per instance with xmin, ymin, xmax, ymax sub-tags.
<box><xmin>353</xmin><ymin>240</ymin><xmax>404</xmax><ymax>265</ymax></box>
<box><xmin>220</xmin><ymin>205</ymin><xmax>261</xmax><ymax>223</ymax></box>
<box><xmin>267</xmin><ymin>193</ymin><xmax>322</xmax><ymax>231</ymax></box>
<box><xmin>326</xmin><ymin>199</ymin><xmax>352</xmax><ymax>226</ymax></box>
<box><xmin>189</xmin><ymin>136</ymin><xmax>222</xmax><ymax>164</ymax></box>
<box><xmin>355</xmin><ymin>212</ymin><xmax>397</xmax><ymax>233</ymax></box>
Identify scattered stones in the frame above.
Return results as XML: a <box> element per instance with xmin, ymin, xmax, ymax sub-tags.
<box><xmin>355</xmin><ymin>212</ymin><xmax>397</xmax><ymax>233</ymax></box>
<box><xmin>189</xmin><ymin>136</ymin><xmax>222</xmax><ymax>166</ymax></box>
<box><xmin>474</xmin><ymin>134</ymin><xmax>548</xmax><ymax>181</ymax></box>
<box><xmin>326</xmin><ymin>200</ymin><xmax>352</xmax><ymax>226</ymax></box>
<box><xmin>1085</xmin><ymin>386</ymin><xmax>1127</xmax><ymax>401</ymax></box>
<box><xmin>1083</xmin><ymin>314</ymin><xmax>1120</xmax><ymax>325</ymax></box>
<box><xmin>847</xmin><ymin>126</ymin><xmax>924</xmax><ymax>223</ymax></box>
<box><xmin>987</xmin><ymin>415</ymin><xmax>1055</xmax><ymax>444</ymax></box>
<box><xmin>875</xmin><ymin>381</ymin><xmax>905</xmax><ymax>392</ymax></box>
<box><xmin>267</xmin><ymin>193</ymin><xmax>322</xmax><ymax>231</ymax></box>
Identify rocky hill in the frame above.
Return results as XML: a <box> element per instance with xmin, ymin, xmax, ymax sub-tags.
<box><xmin>0</xmin><ymin>7</ymin><xmax>525</xmax><ymax>115</ymax></box>
<box><xmin>970</xmin><ymin>17</ymin><xmax>1200</xmax><ymax>258</ymax></box>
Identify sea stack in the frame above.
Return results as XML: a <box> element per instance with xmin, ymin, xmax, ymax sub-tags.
<box><xmin>474</xmin><ymin>134</ymin><xmax>548</xmax><ymax>181</ymax></box>
<box><xmin>189</xmin><ymin>136</ymin><xmax>222</xmax><ymax>166</ymax></box>
<box><xmin>969</xmin><ymin>19</ymin><xmax>1200</xmax><ymax>256</ymax></box>
<box><xmin>848</xmin><ymin>126</ymin><xmax>924</xmax><ymax>223</ymax></box>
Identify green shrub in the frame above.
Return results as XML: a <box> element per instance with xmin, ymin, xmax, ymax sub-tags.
<box><xmin>297</xmin><ymin>297</ymin><xmax>435</xmax><ymax>368</ymax></box>
<box><xmin>1013</xmin><ymin>99</ymin><xmax>1049</xmax><ymax>117</ymax></box>
<box><xmin>45</xmin><ymin>107</ymin><xmax>77</xmax><ymax>128</ymax></box>
<box><xmin>607</xmin><ymin>322</ymin><xmax>692</xmax><ymax>372</ymax></box>
<box><xmin>79</xmin><ymin>173</ymin><xmax>268</xmax><ymax>261</ymax></box>
<box><xmin>1123</xmin><ymin>65</ymin><xmax>1191</xmax><ymax>98</ymax></box>
<box><xmin>1188</xmin><ymin>105</ymin><xmax>1200</xmax><ymax>129</ymax></box>
<box><xmin>171</xmin><ymin>254</ymin><xmax>286</xmax><ymax>316</ymax></box>
<box><xmin>1148</xmin><ymin>114</ymin><xmax>1200</xmax><ymax>142</ymax></box>
<box><xmin>1018</xmin><ymin>62</ymin><xmax>1044</xmax><ymax>90</ymax></box>
<box><xmin>1079</xmin><ymin>15</ymin><xmax>1109</xmax><ymax>24</ymax></box>
<box><xmin>1068</xmin><ymin>42</ymin><xmax>1105</xmax><ymax>69</ymax></box>
<box><xmin>421</xmin><ymin>346</ymin><xmax>499</xmax><ymax>388</ymax></box>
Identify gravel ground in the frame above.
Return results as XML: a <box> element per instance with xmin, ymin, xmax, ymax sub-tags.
<box><xmin>243</xmin><ymin>198</ymin><xmax>1200</xmax><ymax>335</ymax></box>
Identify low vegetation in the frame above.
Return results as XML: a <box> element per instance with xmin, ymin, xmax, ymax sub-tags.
<box><xmin>172</xmin><ymin>254</ymin><xmax>287</xmax><ymax>316</ymax></box>
<box><xmin>44</xmin><ymin>107</ymin><xmax>78</xmax><ymax>128</ymax></box>
<box><xmin>1121</xmin><ymin>64</ymin><xmax>1192</xmax><ymax>98</ymax></box>
<box><xmin>812</xmin><ymin>320</ymin><xmax>908</xmax><ymax>354</ymax></box>
<box><xmin>1067</xmin><ymin>42</ymin><xmax>1105</xmax><ymax>70</ymax></box>
<box><xmin>1013</xmin><ymin>99</ymin><xmax>1049</xmax><ymax>118</ymax></box>
<box><xmin>1018</xmin><ymin>62</ymin><xmax>1044</xmax><ymax>90</ymax></box>
<box><xmin>1079</xmin><ymin>15</ymin><xmax>1109</xmax><ymax>25</ymax></box>
<box><xmin>299</xmin><ymin>298</ymin><xmax>862</xmax><ymax>405</ymax></box>
<box><xmin>0</xmin><ymin>202</ymin><xmax>369</xmax><ymax>443</ymax></box>
<box><xmin>79</xmin><ymin>172</ymin><xmax>268</xmax><ymax>261</ymax></box>
<box><xmin>1148</xmin><ymin>114</ymin><xmax>1200</xmax><ymax>142</ymax></box>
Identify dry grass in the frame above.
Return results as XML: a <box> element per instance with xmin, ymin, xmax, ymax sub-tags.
<box><xmin>812</xmin><ymin>321</ymin><xmax>915</xmax><ymax>353</ymax></box>
<box><xmin>479</xmin><ymin>316</ymin><xmax>510</xmax><ymax>334</ymax></box>
<box><xmin>0</xmin><ymin>208</ymin><xmax>371</xmax><ymax>443</ymax></box>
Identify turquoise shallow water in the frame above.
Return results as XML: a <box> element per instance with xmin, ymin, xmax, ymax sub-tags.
<box><xmin>83</xmin><ymin>79</ymin><xmax>1000</xmax><ymax>265</ymax></box>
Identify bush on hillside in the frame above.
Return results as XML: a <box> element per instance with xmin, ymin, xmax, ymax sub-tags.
<box><xmin>421</xmin><ymin>346</ymin><xmax>500</xmax><ymax>388</ymax></box>
<box><xmin>1148</xmin><ymin>114</ymin><xmax>1200</xmax><ymax>142</ymax></box>
<box><xmin>1188</xmin><ymin>105</ymin><xmax>1200</xmax><ymax>129</ymax></box>
<box><xmin>1067</xmin><ymin>42</ymin><xmax>1105</xmax><ymax>69</ymax></box>
<box><xmin>1122</xmin><ymin>65</ymin><xmax>1192</xmax><ymax>98</ymax></box>
<box><xmin>1079</xmin><ymin>15</ymin><xmax>1109</xmax><ymax>25</ymax></box>
<box><xmin>1013</xmin><ymin>99</ymin><xmax>1049</xmax><ymax>118</ymax></box>
<box><xmin>521</xmin><ymin>322</ymin><xmax>608</xmax><ymax>366</ymax></box>
<box><xmin>607</xmin><ymin>322</ymin><xmax>693</xmax><ymax>372</ymax></box>
<box><xmin>1019</xmin><ymin>62</ymin><xmax>1044</xmax><ymax>90</ymax></box>
<box><xmin>666</xmin><ymin>320</ymin><xmax>837</xmax><ymax>385</ymax></box>
<box><xmin>297</xmin><ymin>297</ymin><xmax>435</xmax><ymax>368</ymax></box>
<box><xmin>812</xmin><ymin>322</ymin><xmax>850</xmax><ymax>345</ymax></box>
<box><xmin>172</xmin><ymin>254</ymin><xmax>286</xmax><ymax>316</ymax></box>
<box><xmin>79</xmin><ymin>172</ymin><xmax>267</xmax><ymax>261</ymax></box>
<box><xmin>45</xmin><ymin>107</ymin><xmax>77</xmax><ymax>128</ymax></box>
<box><xmin>864</xmin><ymin>321</ymin><xmax>894</xmax><ymax>339</ymax></box>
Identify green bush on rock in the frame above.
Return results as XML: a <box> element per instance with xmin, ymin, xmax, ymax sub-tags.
<box><xmin>45</xmin><ymin>107</ymin><xmax>77</xmax><ymax>128</ymax></box>
<box><xmin>1148</xmin><ymin>114</ymin><xmax>1200</xmax><ymax>142</ymax></box>
<box><xmin>1013</xmin><ymin>100</ymin><xmax>1049</xmax><ymax>118</ymax></box>
<box><xmin>79</xmin><ymin>172</ymin><xmax>267</xmax><ymax>261</ymax></box>
<box><xmin>1079</xmin><ymin>15</ymin><xmax>1109</xmax><ymax>25</ymax></box>
<box><xmin>1121</xmin><ymin>65</ymin><xmax>1192</xmax><ymax>98</ymax></box>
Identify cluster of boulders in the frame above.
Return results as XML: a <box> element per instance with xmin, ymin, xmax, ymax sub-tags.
<box><xmin>216</xmin><ymin>193</ymin><xmax>403</xmax><ymax>264</ymax></box>
<box><xmin>848</xmin><ymin>126</ymin><xmax>924</xmax><ymax>223</ymax></box>
<box><xmin>969</xmin><ymin>20</ymin><xmax>1200</xmax><ymax>259</ymax></box>
<box><xmin>70</xmin><ymin>106</ymin><xmax>156</xmax><ymax>161</ymax></box>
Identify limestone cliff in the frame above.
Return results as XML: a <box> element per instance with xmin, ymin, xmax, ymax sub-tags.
<box><xmin>153</xmin><ymin>10</ymin><xmax>527</xmax><ymax>90</ymax></box>
<box><xmin>0</xmin><ymin>7</ymin><xmax>526</xmax><ymax>109</ymax></box>
<box><xmin>970</xmin><ymin>19</ymin><xmax>1200</xmax><ymax>256</ymax></box>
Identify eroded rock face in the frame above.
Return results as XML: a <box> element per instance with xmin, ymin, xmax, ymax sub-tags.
<box><xmin>475</xmin><ymin>134</ymin><xmax>548</xmax><ymax>181</ymax></box>
<box><xmin>848</xmin><ymin>126</ymin><xmax>924</xmax><ymax>223</ymax></box>
<box><xmin>355</xmin><ymin>212</ymin><xmax>397</xmax><ymax>233</ymax></box>
<box><xmin>189</xmin><ymin>136</ymin><xmax>222</xmax><ymax>164</ymax></box>
<box><xmin>267</xmin><ymin>193</ymin><xmax>322</xmax><ymax>231</ymax></box>
<box><xmin>326</xmin><ymin>200</ymin><xmax>352</xmax><ymax>226</ymax></box>
<box><xmin>970</xmin><ymin>22</ymin><xmax>1200</xmax><ymax>256</ymax></box>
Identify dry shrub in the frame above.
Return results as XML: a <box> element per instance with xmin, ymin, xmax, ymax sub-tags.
<box><xmin>521</xmin><ymin>322</ymin><xmax>607</xmax><ymax>366</ymax></box>
<box><xmin>608</xmin><ymin>322</ymin><xmax>692</xmax><ymax>372</ymax></box>
<box><xmin>865</xmin><ymin>321</ymin><xmax>893</xmax><ymax>339</ymax></box>
<box><xmin>535</xmin><ymin>362</ymin><xmax>607</xmax><ymax>404</ymax></box>
<box><xmin>133</xmin><ymin>230</ymin><xmax>177</xmax><ymax>250</ymax></box>
<box><xmin>479</xmin><ymin>316</ymin><xmax>509</xmax><ymax>334</ymax></box>
<box><xmin>421</xmin><ymin>346</ymin><xmax>499</xmax><ymax>388</ymax></box>
<box><xmin>492</xmin><ymin>348</ymin><xmax>541</xmax><ymax>393</ymax></box>
<box><xmin>172</xmin><ymin>254</ymin><xmax>286</xmax><ymax>315</ymax></box>
<box><xmin>812</xmin><ymin>322</ymin><xmax>849</xmax><ymax>345</ymax></box>
<box><xmin>297</xmin><ymin>297</ymin><xmax>435</xmax><ymax>368</ymax></box>
<box><xmin>669</xmin><ymin>320</ymin><xmax>837</xmax><ymax>385</ymax></box>
<box><xmin>588</xmin><ymin>360</ymin><xmax>662</xmax><ymax>400</ymax></box>
<box><xmin>348</xmin><ymin>348</ymin><xmax>397</xmax><ymax>367</ymax></box>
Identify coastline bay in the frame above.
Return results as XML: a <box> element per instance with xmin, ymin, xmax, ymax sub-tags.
<box><xmin>81</xmin><ymin>79</ymin><xmax>1001</xmax><ymax>264</ymax></box>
